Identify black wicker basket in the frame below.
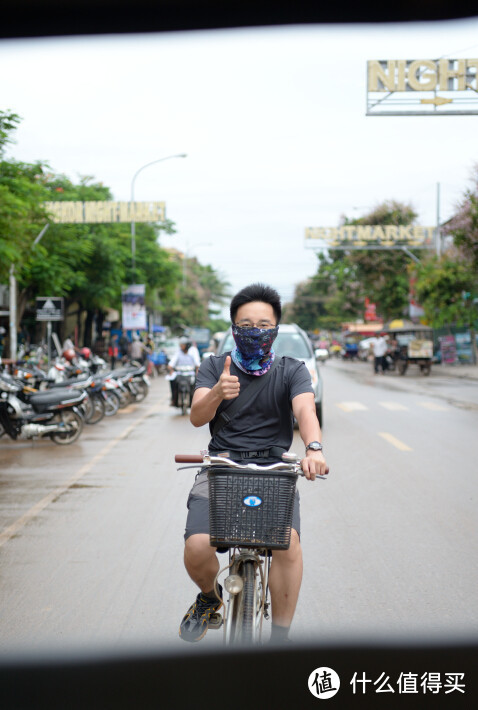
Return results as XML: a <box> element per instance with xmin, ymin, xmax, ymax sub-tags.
<box><xmin>208</xmin><ymin>467</ymin><xmax>297</xmax><ymax>550</ymax></box>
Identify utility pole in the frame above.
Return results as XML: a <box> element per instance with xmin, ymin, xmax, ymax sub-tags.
<box><xmin>8</xmin><ymin>263</ymin><xmax>16</xmax><ymax>362</ymax></box>
<box><xmin>436</xmin><ymin>182</ymin><xmax>441</xmax><ymax>257</ymax></box>
<box><xmin>9</xmin><ymin>223</ymin><xmax>50</xmax><ymax>361</ymax></box>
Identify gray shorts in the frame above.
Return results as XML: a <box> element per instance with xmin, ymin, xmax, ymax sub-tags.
<box><xmin>184</xmin><ymin>470</ymin><xmax>301</xmax><ymax>542</ymax></box>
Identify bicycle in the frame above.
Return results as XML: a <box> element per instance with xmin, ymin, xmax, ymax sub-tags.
<box><xmin>175</xmin><ymin>451</ymin><xmax>328</xmax><ymax>645</ymax></box>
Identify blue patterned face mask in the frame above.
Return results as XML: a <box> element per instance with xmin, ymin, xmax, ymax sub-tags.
<box><xmin>231</xmin><ymin>324</ymin><xmax>279</xmax><ymax>376</ymax></box>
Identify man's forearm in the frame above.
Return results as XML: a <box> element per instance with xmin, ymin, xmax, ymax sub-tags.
<box><xmin>296</xmin><ymin>405</ymin><xmax>322</xmax><ymax>448</ymax></box>
<box><xmin>190</xmin><ymin>386</ymin><xmax>223</xmax><ymax>427</ymax></box>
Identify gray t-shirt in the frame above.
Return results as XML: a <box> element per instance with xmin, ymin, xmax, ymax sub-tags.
<box><xmin>195</xmin><ymin>352</ymin><xmax>314</xmax><ymax>454</ymax></box>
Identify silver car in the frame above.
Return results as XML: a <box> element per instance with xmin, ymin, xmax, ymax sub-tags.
<box><xmin>216</xmin><ymin>323</ymin><xmax>323</xmax><ymax>426</ymax></box>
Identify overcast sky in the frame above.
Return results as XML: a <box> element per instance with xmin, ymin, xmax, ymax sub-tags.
<box><xmin>1</xmin><ymin>18</ymin><xmax>478</xmax><ymax>310</ymax></box>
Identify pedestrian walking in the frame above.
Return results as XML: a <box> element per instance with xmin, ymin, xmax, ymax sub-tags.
<box><xmin>372</xmin><ymin>334</ymin><xmax>388</xmax><ymax>374</ymax></box>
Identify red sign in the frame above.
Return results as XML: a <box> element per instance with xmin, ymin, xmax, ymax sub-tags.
<box><xmin>364</xmin><ymin>297</ymin><xmax>379</xmax><ymax>322</ymax></box>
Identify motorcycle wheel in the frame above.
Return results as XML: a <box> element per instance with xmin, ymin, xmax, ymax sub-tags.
<box><xmin>103</xmin><ymin>391</ymin><xmax>120</xmax><ymax>416</ymax></box>
<box><xmin>50</xmin><ymin>410</ymin><xmax>84</xmax><ymax>445</ymax></box>
<box><xmin>86</xmin><ymin>394</ymin><xmax>106</xmax><ymax>425</ymax></box>
<box><xmin>116</xmin><ymin>388</ymin><xmax>132</xmax><ymax>408</ymax></box>
<box><xmin>132</xmin><ymin>380</ymin><xmax>148</xmax><ymax>403</ymax></box>
<box><xmin>82</xmin><ymin>396</ymin><xmax>93</xmax><ymax>421</ymax></box>
<box><xmin>177</xmin><ymin>388</ymin><xmax>185</xmax><ymax>415</ymax></box>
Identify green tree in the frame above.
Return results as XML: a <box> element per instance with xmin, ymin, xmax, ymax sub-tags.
<box><xmin>286</xmin><ymin>200</ymin><xmax>418</xmax><ymax>330</ymax></box>
<box><xmin>284</xmin><ymin>253</ymin><xmax>363</xmax><ymax>330</ymax></box>
<box><xmin>346</xmin><ymin>201</ymin><xmax>418</xmax><ymax>321</ymax></box>
<box><xmin>443</xmin><ymin>165</ymin><xmax>478</xmax><ymax>271</ymax></box>
<box><xmin>34</xmin><ymin>173</ymin><xmax>181</xmax><ymax>344</ymax></box>
<box><xmin>1</xmin><ymin>110</ymin><xmax>225</xmax><ymax>345</ymax></box>
<box><xmin>0</xmin><ymin>110</ymin><xmax>50</xmax><ymax>282</ymax></box>
<box><xmin>161</xmin><ymin>252</ymin><xmax>230</xmax><ymax>332</ymax></box>
<box><xmin>413</xmin><ymin>168</ymin><xmax>478</xmax><ymax>362</ymax></box>
<box><xmin>412</xmin><ymin>257</ymin><xmax>475</xmax><ymax>327</ymax></box>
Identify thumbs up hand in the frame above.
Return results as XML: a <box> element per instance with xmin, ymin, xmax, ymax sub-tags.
<box><xmin>215</xmin><ymin>355</ymin><xmax>240</xmax><ymax>400</ymax></box>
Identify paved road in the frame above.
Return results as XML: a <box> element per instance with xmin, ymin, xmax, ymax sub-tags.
<box><xmin>0</xmin><ymin>362</ymin><xmax>477</xmax><ymax>655</ymax></box>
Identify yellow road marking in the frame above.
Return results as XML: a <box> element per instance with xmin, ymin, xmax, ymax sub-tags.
<box><xmin>418</xmin><ymin>402</ymin><xmax>448</xmax><ymax>411</ymax></box>
<box><xmin>0</xmin><ymin>402</ymin><xmax>162</xmax><ymax>549</ymax></box>
<box><xmin>378</xmin><ymin>432</ymin><xmax>413</xmax><ymax>451</ymax></box>
<box><xmin>379</xmin><ymin>402</ymin><xmax>409</xmax><ymax>411</ymax></box>
<box><xmin>336</xmin><ymin>402</ymin><xmax>369</xmax><ymax>412</ymax></box>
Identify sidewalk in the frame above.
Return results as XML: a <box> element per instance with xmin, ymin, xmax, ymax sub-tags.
<box><xmin>434</xmin><ymin>363</ymin><xmax>478</xmax><ymax>381</ymax></box>
<box><xmin>328</xmin><ymin>356</ymin><xmax>478</xmax><ymax>381</ymax></box>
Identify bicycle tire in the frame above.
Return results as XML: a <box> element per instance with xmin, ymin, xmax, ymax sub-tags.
<box><xmin>227</xmin><ymin>560</ymin><xmax>256</xmax><ymax>645</ymax></box>
<box><xmin>240</xmin><ymin>560</ymin><xmax>255</xmax><ymax>644</ymax></box>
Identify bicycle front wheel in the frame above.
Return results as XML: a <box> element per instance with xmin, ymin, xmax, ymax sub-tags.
<box><xmin>227</xmin><ymin>560</ymin><xmax>258</xmax><ymax>646</ymax></box>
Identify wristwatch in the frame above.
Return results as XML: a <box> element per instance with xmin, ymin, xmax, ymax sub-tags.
<box><xmin>306</xmin><ymin>441</ymin><xmax>323</xmax><ymax>452</ymax></box>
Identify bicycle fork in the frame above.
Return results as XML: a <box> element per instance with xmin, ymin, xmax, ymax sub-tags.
<box><xmin>214</xmin><ymin>548</ymin><xmax>271</xmax><ymax>645</ymax></box>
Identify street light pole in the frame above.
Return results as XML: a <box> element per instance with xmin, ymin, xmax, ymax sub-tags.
<box><xmin>436</xmin><ymin>182</ymin><xmax>441</xmax><ymax>257</ymax></box>
<box><xmin>130</xmin><ymin>153</ymin><xmax>187</xmax><ymax>283</ymax></box>
<box><xmin>9</xmin><ymin>223</ymin><xmax>50</xmax><ymax>361</ymax></box>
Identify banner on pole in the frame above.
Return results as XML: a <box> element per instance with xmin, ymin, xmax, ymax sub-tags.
<box><xmin>122</xmin><ymin>285</ymin><xmax>147</xmax><ymax>330</ymax></box>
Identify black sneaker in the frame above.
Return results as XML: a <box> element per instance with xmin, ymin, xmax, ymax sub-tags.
<box><xmin>179</xmin><ymin>587</ymin><xmax>223</xmax><ymax>643</ymax></box>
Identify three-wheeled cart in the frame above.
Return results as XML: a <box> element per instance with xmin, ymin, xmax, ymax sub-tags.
<box><xmin>385</xmin><ymin>323</ymin><xmax>433</xmax><ymax>376</ymax></box>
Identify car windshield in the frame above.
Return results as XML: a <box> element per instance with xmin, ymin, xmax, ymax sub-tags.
<box><xmin>221</xmin><ymin>331</ymin><xmax>312</xmax><ymax>359</ymax></box>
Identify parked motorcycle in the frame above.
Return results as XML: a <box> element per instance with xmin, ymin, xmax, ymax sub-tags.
<box><xmin>0</xmin><ymin>373</ymin><xmax>85</xmax><ymax>445</ymax></box>
<box><xmin>47</xmin><ymin>375</ymin><xmax>106</xmax><ymax>425</ymax></box>
<box><xmin>108</xmin><ymin>364</ymin><xmax>150</xmax><ymax>403</ymax></box>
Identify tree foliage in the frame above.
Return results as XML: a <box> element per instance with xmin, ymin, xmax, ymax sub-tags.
<box><xmin>412</xmin><ymin>257</ymin><xmax>476</xmax><ymax>328</ymax></box>
<box><xmin>443</xmin><ymin>165</ymin><xmax>478</xmax><ymax>271</ymax></box>
<box><xmin>412</xmin><ymin>167</ymin><xmax>478</xmax><ymax>331</ymax></box>
<box><xmin>286</xmin><ymin>200</ymin><xmax>418</xmax><ymax>330</ymax></box>
<box><xmin>161</xmin><ymin>252</ymin><xmax>230</xmax><ymax>332</ymax></box>
<box><xmin>0</xmin><ymin>111</ymin><xmax>51</xmax><ymax>277</ymax></box>
<box><xmin>0</xmin><ymin>111</ymin><xmax>227</xmax><ymax>344</ymax></box>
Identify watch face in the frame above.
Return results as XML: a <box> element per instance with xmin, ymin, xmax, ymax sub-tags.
<box><xmin>307</xmin><ymin>442</ymin><xmax>322</xmax><ymax>451</ymax></box>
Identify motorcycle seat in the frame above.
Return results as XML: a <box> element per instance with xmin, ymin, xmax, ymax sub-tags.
<box><xmin>29</xmin><ymin>390</ymin><xmax>84</xmax><ymax>407</ymax></box>
<box><xmin>48</xmin><ymin>377</ymin><xmax>89</xmax><ymax>388</ymax></box>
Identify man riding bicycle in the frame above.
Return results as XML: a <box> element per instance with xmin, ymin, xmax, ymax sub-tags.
<box><xmin>179</xmin><ymin>283</ymin><xmax>328</xmax><ymax>643</ymax></box>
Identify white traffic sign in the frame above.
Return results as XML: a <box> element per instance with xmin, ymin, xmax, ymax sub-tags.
<box><xmin>36</xmin><ymin>297</ymin><xmax>64</xmax><ymax>321</ymax></box>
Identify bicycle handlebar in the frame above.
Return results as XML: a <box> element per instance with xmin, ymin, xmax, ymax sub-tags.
<box><xmin>175</xmin><ymin>452</ymin><xmax>329</xmax><ymax>477</ymax></box>
<box><xmin>175</xmin><ymin>454</ymin><xmax>204</xmax><ymax>463</ymax></box>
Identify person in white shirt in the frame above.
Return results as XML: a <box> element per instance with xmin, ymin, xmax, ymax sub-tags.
<box><xmin>372</xmin><ymin>335</ymin><xmax>388</xmax><ymax>374</ymax></box>
<box><xmin>186</xmin><ymin>341</ymin><xmax>201</xmax><ymax>369</ymax></box>
<box><xmin>168</xmin><ymin>337</ymin><xmax>198</xmax><ymax>406</ymax></box>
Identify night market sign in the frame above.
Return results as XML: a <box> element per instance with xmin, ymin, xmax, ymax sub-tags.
<box><xmin>44</xmin><ymin>201</ymin><xmax>166</xmax><ymax>224</ymax></box>
<box><xmin>305</xmin><ymin>225</ymin><xmax>436</xmax><ymax>249</ymax></box>
<box><xmin>367</xmin><ymin>58</ymin><xmax>478</xmax><ymax>115</ymax></box>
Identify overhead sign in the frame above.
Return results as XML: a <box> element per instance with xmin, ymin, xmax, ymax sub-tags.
<box><xmin>305</xmin><ymin>225</ymin><xmax>435</xmax><ymax>249</ymax></box>
<box><xmin>36</xmin><ymin>297</ymin><xmax>64</xmax><ymax>321</ymax></box>
<box><xmin>367</xmin><ymin>58</ymin><xmax>478</xmax><ymax>115</ymax></box>
<box><xmin>44</xmin><ymin>201</ymin><xmax>166</xmax><ymax>224</ymax></box>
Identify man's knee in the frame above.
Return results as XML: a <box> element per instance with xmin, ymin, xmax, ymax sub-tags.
<box><xmin>272</xmin><ymin>529</ymin><xmax>301</xmax><ymax>563</ymax></box>
<box><xmin>184</xmin><ymin>533</ymin><xmax>213</xmax><ymax>561</ymax></box>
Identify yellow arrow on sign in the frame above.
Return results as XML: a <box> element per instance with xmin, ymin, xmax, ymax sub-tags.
<box><xmin>420</xmin><ymin>96</ymin><xmax>453</xmax><ymax>106</ymax></box>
